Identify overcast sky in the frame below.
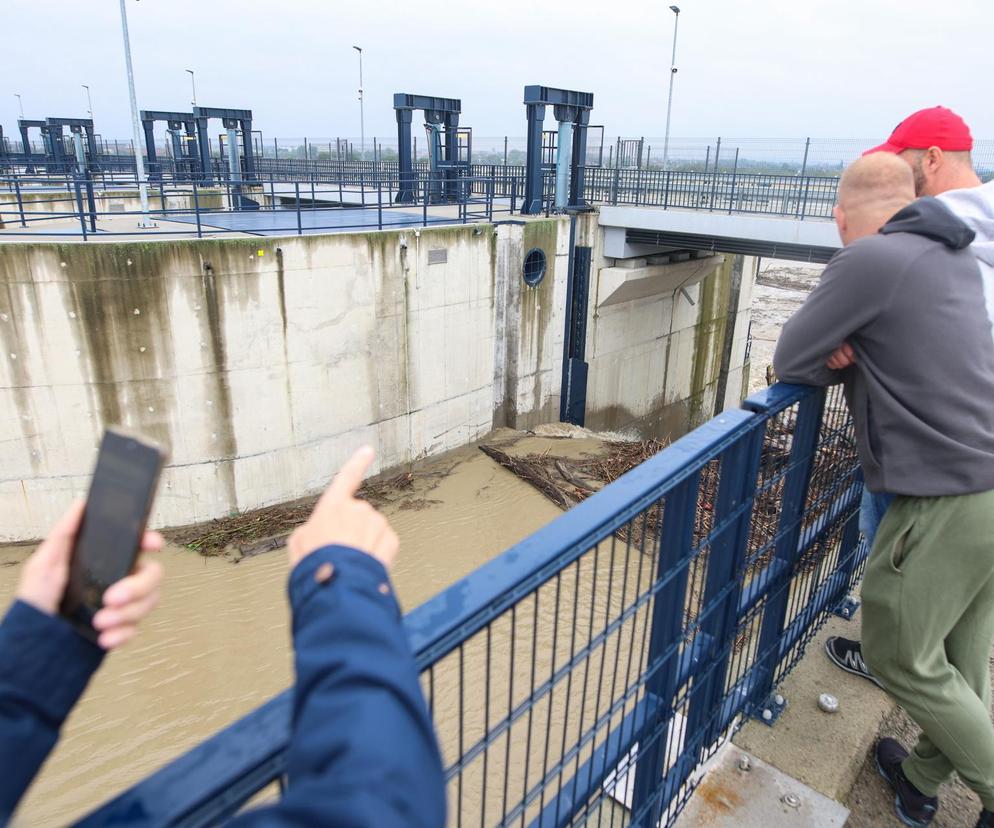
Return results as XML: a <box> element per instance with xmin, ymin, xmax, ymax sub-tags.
<box><xmin>3</xmin><ymin>0</ymin><xmax>991</xmax><ymax>144</ymax></box>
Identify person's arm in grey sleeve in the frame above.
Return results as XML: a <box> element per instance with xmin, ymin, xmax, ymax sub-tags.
<box><xmin>774</xmin><ymin>241</ymin><xmax>898</xmax><ymax>385</ymax></box>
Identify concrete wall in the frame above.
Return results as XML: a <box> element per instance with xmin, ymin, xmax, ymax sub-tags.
<box><xmin>0</xmin><ymin>214</ymin><xmax>753</xmax><ymax>541</ymax></box>
<box><xmin>583</xmin><ymin>243</ymin><xmax>755</xmax><ymax>438</ymax></box>
<box><xmin>0</xmin><ymin>227</ymin><xmax>502</xmax><ymax>540</ymax></box>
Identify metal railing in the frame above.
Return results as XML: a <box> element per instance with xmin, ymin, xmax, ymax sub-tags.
<box><xmin>77</xmin><ymin>382</ymin><xmax>867</xmax><ymax>827</ymax></box>
<box><xmin>0</xmin><ymin>167</ymin><xmax>511</xmax><ymax>239</ymax></box>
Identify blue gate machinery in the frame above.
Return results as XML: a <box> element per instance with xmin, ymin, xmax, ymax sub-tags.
<box><xmin>393</xmin><ymin>93</ymin><xmax>471</xmax><ymax>205</ymax></box>
<box><xmin>17</xmin><ymin>116</ymin><xmax>99</xmax><ymax>174</ymax></box>
<box><xmin>522</xmin><ymin>85</ymin><xmax>594</xmax><ymax>215</ymax></box>
<box><xmin>140</xmin><ymin>111</ymin><xmax>199</xmax><ymax>183</ymax></box>
<box><xmin>77</xmin><ymin>382</ymin><xmax>868</xmax><ymax>827</ymax></box>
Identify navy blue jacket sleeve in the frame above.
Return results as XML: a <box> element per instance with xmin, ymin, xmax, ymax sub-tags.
<box><xmin>231</xmin><ymin>546</ymin><xmax>446</xmax><ymax>828</ymax></box>
<box><xmin>0</xmin><ymin>600</ymin><xmax>104</xmax><ymax>823</ymax></box>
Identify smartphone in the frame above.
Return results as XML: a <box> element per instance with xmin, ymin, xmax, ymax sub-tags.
<box><xmin>60</xmin><ymin>427</ymin><xmax>167</xmax><ymax>641</ymax></box>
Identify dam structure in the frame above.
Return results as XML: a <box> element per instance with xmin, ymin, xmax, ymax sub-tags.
<box><xmin>1</xmin><ymin>87</ymin><xmax>899</xmax><ymax>827</ymax></box>
<box><xmin>0</xmin><ymin>85</ymin><xmax>776</xmax><ymax>541</ymax></box>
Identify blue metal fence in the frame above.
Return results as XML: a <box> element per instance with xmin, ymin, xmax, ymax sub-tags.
<box><xmin>76</xmin><ymin>382</ymin><xmax>866</xmax><ymax>827</ymax></box>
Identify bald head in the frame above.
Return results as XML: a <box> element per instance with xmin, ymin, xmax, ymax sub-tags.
<box><xmin>834</xmin><ymin>154</ymin><xmax>916</xmax><ymax>246</ymax></box>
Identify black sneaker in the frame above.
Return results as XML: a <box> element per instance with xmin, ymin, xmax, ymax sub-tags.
<box><xmin>977</xmin><ymin>809</ymin><xmax>994</xmax><ymax>827</ymax></box>
<box><xmin>876</xmin><ymin>738</ymin><xmax>938</xmax><ymax>827</ymax></box>
<box><xmin>825</xmin><ymin>636</ymin><xmax>884</xmax><ymax>689</ymax></box>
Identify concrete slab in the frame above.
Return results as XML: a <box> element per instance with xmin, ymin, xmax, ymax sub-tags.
<box><xmin>674</xmin><ymin>747</ymin><xmax>849</xmax><ymax>827</ymax></box>
<box><xmin>732</xmin><ymin>608</ymin><xmax>895</xmax><ymax>804</ymax></box>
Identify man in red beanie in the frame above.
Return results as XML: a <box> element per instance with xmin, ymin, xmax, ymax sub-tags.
<box><xmin>864</xmin><ymin>105</ymin><xmax>982</xmax><ymax>196</ymax></box>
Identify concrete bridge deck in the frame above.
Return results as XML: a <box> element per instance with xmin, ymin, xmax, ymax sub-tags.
<box><xmin>599</xmin><ymin>205</ymin><xmax>841</xmax><ymax>264</ymax></box>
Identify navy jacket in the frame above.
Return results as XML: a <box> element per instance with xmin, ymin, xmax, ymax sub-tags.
<box><xmin>0</xmin><ymin>545</ymin><xmax>446</xmax><ymax>827</ymax></box>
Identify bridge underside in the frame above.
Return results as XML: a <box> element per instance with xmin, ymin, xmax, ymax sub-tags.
<box><xmin>599</xmin><ymin>206</ymin><xmax>841</xmax><ymax>264</ymax></box>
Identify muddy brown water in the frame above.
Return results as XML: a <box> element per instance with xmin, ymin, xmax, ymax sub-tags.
<box><xmin>1</xmin><ymin>430</ymin><xmax>620</xmax><ymax>826</ymax></box>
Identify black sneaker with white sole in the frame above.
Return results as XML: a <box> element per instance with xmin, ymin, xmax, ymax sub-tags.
<box><xmin>876</xmin><ymin>737</ymin><xmax>938</xmax><ymax>827</ymax></box>
<box><xmin>824</xmin><ymin>636</ymin><xmax>884</xmax><ymax>689</ymax></box>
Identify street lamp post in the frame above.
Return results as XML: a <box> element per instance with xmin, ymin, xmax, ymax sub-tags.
<box><xmin>661</xmin><ymin>5</ymin><xmax>681</xmax><ymax>171</ymax></box>
<box><xmin>353</xmin><ymin>45</ymin><xmax>364</xmax><ymax>162</ymax></box>
<box><xmin>118</xmin><ymin>0</ymin><xmax>153</xmax><ymax>226</ymax></box>
<box><xmin>186</xmin><ymin>69</ymin><xmax>197</xmax><ymax>107</ymax></box>
<box><xmin>14</xmin><ymin>93</ymin><xmax>24</xmax><ymax>118</ymax></box>
<box><xmin>82</xmin><ymin>84</ymin><xmax>93</xmax><ymax>120</ymax></box>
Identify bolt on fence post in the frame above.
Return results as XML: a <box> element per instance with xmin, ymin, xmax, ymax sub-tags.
<box><xmin>192</xmin><ymin>182</ymin><xmax>203</xmax><ymax>238</ymax></box>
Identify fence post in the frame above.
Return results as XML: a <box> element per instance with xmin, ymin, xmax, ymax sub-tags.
<box><xmin>192</xmin><ymin>182</ymin><xmax>203</xmax><ymax>239</ymax></box>
<box><xmin>510</xmin><ymin>177</ymin><xmax>517</xmax><ymax>214</ymax></box>
<box><xmin>679</xmin><ymin>421</ymin><xmax>765</xmax><ymax>760</ymax></box>
<box><xmin>744</xmin><ymin>388</ymin><xmax>825</xmax><ymax>713</ymax></box>
<box><xmin>664</xmin><ymin>170</ymin><xmax>671</xmax><ymax>210</ymax></box>
<box><xmin>728</xmin><ymin>148</ymin><xmax>740</xmax><ymax>215</ymax></box>
<box><xmin>611</xmin><ymin>165</ymin><xmax>620</xmax><ymax>205</ymax></box>
<box><xmin>629</xmin><ymin>474</ymin><xmax>701</xmax><ymax>827</ymax></box>
<box><xmin>72</xmin><ymin>176</ymin><xmax>88</xmax><ymax>241</ymax></box>
<box><xmin>377</xmin><ymin>182</ymin><xmax>383</xmax><ymax>230</ymax></box>
<box><xmin>709</xmin><ymin>138</ymin><xmax>721</xmax><ymax>211</ymax></box>
<box><xmin>799</xmin><ymin>177</ymin><xmax>811</xmax><ymax>220</ymax></box>
<box><xmin>295</xmin><ymin>182</ymin><xmax>302</xmax><ymax>235</ymax></box>
<box><xmin>14</xmin><ymin>177</ymin><xmax>26</xmax><ymax>227</ymax></box>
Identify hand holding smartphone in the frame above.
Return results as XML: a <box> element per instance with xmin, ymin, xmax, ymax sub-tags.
<box><xmin>60</xmin><ymin>428</ymin><xmax>166</xmax><ymax>641</ymax></box>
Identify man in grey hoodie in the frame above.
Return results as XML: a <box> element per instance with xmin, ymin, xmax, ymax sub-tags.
<box><xmin>823</xmin><ymin>107</ymin><xmax>994</xmax><ymax>696</ymax></box>
<box><xmin>774</xmin><ymin>153</ymin><xmax>994</xmax><ymax>828</ymax></box>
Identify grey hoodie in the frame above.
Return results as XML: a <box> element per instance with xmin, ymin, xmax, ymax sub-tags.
<box><xmin>774</xmin><ymin>197</ymin><xmax>994</xmax><ymax>496</ymax></box>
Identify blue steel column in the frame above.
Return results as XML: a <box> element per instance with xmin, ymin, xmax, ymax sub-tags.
<box><xmin>570</xmin><ymin>109</ymin><xmax>590</xmax><ymax>208</ymax></box>
<box><xmin>443</xmin><ymin>111</ymin><xmax>460</xmax><ymax>202</ymax></box>
<box><xmin>523</xmin><ymin>102</ymin><xmax>546</xmax><ymax>215</ymax></box>
<box><xmin>19</xmin><ymin>123</ymin><xmax>34</xmax><ymax>173</ymax></box>
<box><xmin>84</xmin><ymin>126</ymin><xmax>99</xmax><ymax>172</ymax></box>
<box><xmin>48</xmin><ymin>126</ymin><xmax>66</xmax><ymax>172</ymax></box>
<box><xmin>143</xmin><ymin>119</ymin><xmax>160</xmax><ymax>182</ymax></box>
<box><xmin>240</xmin><ymin>118</ymin><xmax>256</xmax><ymax>181</ymax></box>
<box><xmin>554</xmin><ymin>118</ymin><xmax>574</xmax><ymax>212</ymax></box>
<box><xmin>195</xmin><ymin>116</ymin><xmax>212</xmax><ymax>184</ymax></box>
<box><xmin>746</xmin><ymin>389</ymin><xmax>825</xmax><ymax>709</ymax></box>
<box><xmin>630</xmin><ymin>473</ymin><xmax>701</xmax><ymax>827</ymax></box>
<box><xmin>395</xmin><ymin>107</ymin><xmax>414</xmax><ymax>204</ymax></box>
<box><xmin>184</xmin><ymin>121</ymin><xmax>198</xmax><ymax>180</ymax></box>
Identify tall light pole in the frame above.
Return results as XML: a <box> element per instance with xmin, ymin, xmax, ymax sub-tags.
<box><xmin>82</xmin><ymin>84</ymin><xmax>93</xmax><ymax>120</ymax></box>
<box><xmin>14</xmin><ymin>93</ymin><xmax>24</xmax><ymax>118</ymax></box>
<box><xmin>661</xmin><ymin>5</ymin><xmax>681</xmax><ymax>171</ymax></box>
<box><xmin>353</xmin><ymin>45</ymin><xmax>364</xmax><ymax>162</ymax></box>
<box><xmin>186</xmin><ymin>69</ymin><xmax>197</xmax><ymax>107</ymax></box>
<box><xmin>118</xmin><ymin>0</ymin><xmax>153</xmax><ymax>226</ymax></box>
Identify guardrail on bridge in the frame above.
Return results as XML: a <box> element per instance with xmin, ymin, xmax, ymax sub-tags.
<box><xmin>77</xmin><ymin>382</ymin><xmax>867</xmax><ymax>827</ymax></box>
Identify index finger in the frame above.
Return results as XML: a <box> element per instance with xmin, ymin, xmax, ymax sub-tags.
<box><xmin>324</xmin><ymin>446</ymin><xmax>376</xmax><ymax>502</ymax></box>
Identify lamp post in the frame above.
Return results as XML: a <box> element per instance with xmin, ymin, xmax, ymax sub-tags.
<box><xmin>118</xmin><ymin>0</ymin><xmax>153</xmax><ymax>226</ymax></box>
<box><xmin>661</xmin><ymin>4</ymin><xmax>681</xmax><ymax>171</ymax></box>
<box><xmin>186</xmin><ymin>69</ymin><xmax>197</xmax><ymax>107</ymax></box>
<box><xmin>14</xmin><ymin>93</ymin><xmax>24</xmax><ymax>118</ymax></box>
<box><xmin>353</xmin><ymin>45</ymin><xmax>364</xmax><ymax>162</ymax></box>
<box><xmin>82</xmin><ymin>84</ymin><xmax>93</xmax><ymax>120</ymax></box>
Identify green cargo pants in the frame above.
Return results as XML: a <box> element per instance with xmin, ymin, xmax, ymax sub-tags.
<box><xmin>862</xmin><ymin>489</ymin><xmax>994</xmax><ymax>810</ymax></box>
